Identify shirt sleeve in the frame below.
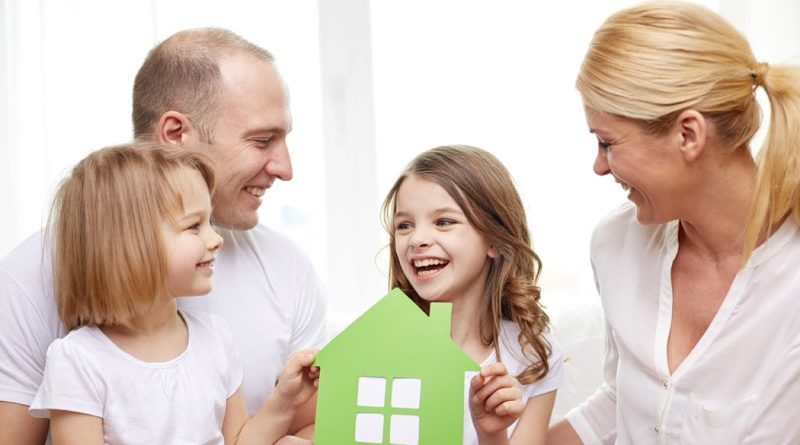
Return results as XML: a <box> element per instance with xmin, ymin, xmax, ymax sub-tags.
<box><xmin>526</xmin><ymin>333</ymin><xmax>565</xmax><ymax>398</ymax></box>
<box><xmin>0</xmin><ymin>269</ymin><xmax>56</xmax><ymax>405</ymax></box>
<box><xmin>28</xmin><ymin>338</ymin><xmax>104</xmax><ymax>419</ymax></box>
<box><xmin>741</xmin><ymin>339</ymin><xmax>800</xmax><ymax>444</ymax></box>
<box><xmin>564</xmin><ymin>318</ymin><xmax>618</xmax><ymax>445</ymax></box>
<box><xmin>215</xmin><ymin>317</ymin><xmax>244</xmax><ymax>398</ymax></box>
<box><xmin>288</xmin><ymin>260</ymin><xmax>328</xmax><ymax>352</ymax></box>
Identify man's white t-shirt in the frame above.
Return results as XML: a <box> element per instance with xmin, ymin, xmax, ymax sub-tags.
<box><xmin>29</xmin><ymin>310</ymin><xmax>240</xmax><ymax>444</ymax></box>
<box><xmin>0</xmin><ymin>224</ymin><xmax>327</xmax><ymax>416</ymax></box>
<box><xmin>463</xmin><ymin>320</ymin><xmax>564</xmax><ymax>444</ymax></box>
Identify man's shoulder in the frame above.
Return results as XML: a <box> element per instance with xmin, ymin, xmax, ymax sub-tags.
<box><xmin>220</xmin><ymin>224</ymin><xmax>313</xmax><ymax>265</ymax></box>
<box><xmin>0</xmin><ymin>230</ymin><xmax>48</xmax><ymax>274</ymax></box>
<box><xmin>0</xmin><ymin>230</ymin><xmax>54</xmax><ymax>301</ymax></box>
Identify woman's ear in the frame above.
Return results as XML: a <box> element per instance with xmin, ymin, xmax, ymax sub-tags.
<box><xmin>676</xmin><ymin>109</ymin><xmax>708</xmax><ymax>163</ymax></box>
<box><xmin>488</xmin><ymin>245</ymin><xmax>499</xmax><ymax>259</ymax></box>
<box><xmin>156</xmin><ymin>111</ymin><xmax>191</xmax><ymax>145</ymax></box>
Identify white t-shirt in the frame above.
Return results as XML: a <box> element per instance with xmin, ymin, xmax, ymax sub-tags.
<box><xmin>0</xmin><ymin>224</ymin><xmax>327</xmax><ymax>416</ymax></box>
<box><xmin>29</xmin><ymin>310</ymin><xmax>240</xmax><ymax>444</ymax></box>
<box><xmin>463</xmin><ymin>320</ymin><xmax>564</xmax><ymax>444</ymax></box>
<box><xmin>566</xmin><ymin>203</ymin><xmax>800</xmax><ymax>444</ymax></box>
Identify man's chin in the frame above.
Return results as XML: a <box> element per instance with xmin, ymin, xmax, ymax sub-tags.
<box><xmin>211</xmin><ymin>210</ymin><xmax>258</xmax><ymax>231</ymax></box>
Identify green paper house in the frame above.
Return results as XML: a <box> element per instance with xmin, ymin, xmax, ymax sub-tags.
<box><xmin>313</xmin><ymin>288</ymin><xmax>480</xmax><ymax>445</ymax></box>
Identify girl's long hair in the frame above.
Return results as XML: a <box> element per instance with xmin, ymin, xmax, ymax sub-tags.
<box><xmin>382</xmin><ymin>145</ymin><xmax>551</xmax><ymax>384</ymax></box>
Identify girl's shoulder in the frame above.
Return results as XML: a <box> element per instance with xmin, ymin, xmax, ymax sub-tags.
<box><xmin>179</xmin><ymin>309</ymin><xmax>237</xmax><ymax>348</ymax></box>
<box><xmin>496</xmin><ymin>320</ymin><xmax>564</xmax><ymax>391</ymax></box>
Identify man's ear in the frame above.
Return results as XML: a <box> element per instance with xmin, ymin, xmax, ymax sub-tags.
<box><xmin>676</xmin><ymin>109</ymin><xmax>707</xmax><ymax>163</ymax></box>
<box><xmin>156</xmin><ymin>111</ymin><xmax>191</xmax><ymax>146</ymax></box>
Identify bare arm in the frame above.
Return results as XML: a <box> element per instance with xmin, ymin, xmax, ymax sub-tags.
<box><xmin>223</xmin><ymin>349</ymin><xmax>319</xmax><ymax>445</ymax></box>
<box><xmin>49</xmin><ymin>410</ymin><xmax>103</xmax><ymax>445</ymax></box>
<box><xmin>547</xmin><ymin>419</ymin><xmax>583</xmax><ymax>445</ymax></box>
<box><xmin>287</xmin><ymin>393</ymin><xmax>316</xmax><ymax>439</ymax></box>
<box><xmin>0</xmin><ymin>402</ymin><xmax>49</xmax><ymax>445</ymax></box>
<box><xmin>510</xmin><ymin>390</ymin><xmax>557</xmax><ymax>445</ymax></box>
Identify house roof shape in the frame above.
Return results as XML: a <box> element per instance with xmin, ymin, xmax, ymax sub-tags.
<box><xmin>313</xmin><ymin>288</ymin><xmax>480</xmax><ymax>445</ymax></box>
<box><xmin>314</xmin><ymin>288</ymin><xmax>479</xmax><ymax>372</ymax></box>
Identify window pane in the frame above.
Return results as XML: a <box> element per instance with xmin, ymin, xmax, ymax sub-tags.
<box><xmin>391</xmin><ymin>378</ymin><xmax>421</xmax><ymax>409</ymax></box>
<box><xmin>355</xmin><ymin>413</ymin><xmax>384</xmax><ymax>443</ymax></box>
<box><xmin>390</xmin><ymin>414</ymin><xmax>419</xmax><ymax>445</ymax></box>
<box><xmin>357</xmin><ymin>376</ymin><xmax>386</xmax><ymax>407</ymax></box>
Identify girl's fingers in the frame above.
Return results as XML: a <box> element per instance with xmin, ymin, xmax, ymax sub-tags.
<box><xmin>482</xmin><ymin>385</ymin><xmax>522</xmax><ymax>413</ymax></box>
<box><xmin>473</xmin><ymin>373</ymin><xmax>518</xmax><ymax>404</ymax></box>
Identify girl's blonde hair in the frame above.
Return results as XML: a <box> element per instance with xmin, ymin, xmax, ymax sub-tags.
<box><xmin>50</xmin><ymin>143</ymin><xmax>216</xmax><ymax>331</ymax></box>
<box><xmin>381</xmin><ymin>145</ymin><xmax>551</xmax><ymax>384</ymax></box>
<box><xmin>577</xmin><ymin>1</ymin><xmax>800</xmax><ymax>260</ymax></box>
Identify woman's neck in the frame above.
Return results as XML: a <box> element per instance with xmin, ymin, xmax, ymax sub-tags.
<box><xmin>679</xmin><ymin>149</ymin><xmax>757</xmax><ymax>261</ymax></box>
<box><xmin>101</xmin><ymin>297</ymin><xmax>188</xmax><ymax>362</ymax></box>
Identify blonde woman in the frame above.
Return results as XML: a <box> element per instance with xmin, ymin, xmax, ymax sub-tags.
<box><xmin>548</xmin><ymin>2</ymin><xmax>800</xmax><ymax>444</ymax></box>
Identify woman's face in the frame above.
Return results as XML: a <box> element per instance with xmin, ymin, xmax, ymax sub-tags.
<box><xmin>585</xmin><ymin>107</ymin><xmax>688</xmax><ymax>225</ymax></box>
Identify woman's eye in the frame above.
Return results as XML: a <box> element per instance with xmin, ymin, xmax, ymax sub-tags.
<box><xmin>598</xmin><ymin>139</ymin><xmax>612</xmax><ymax>150</ymax></box>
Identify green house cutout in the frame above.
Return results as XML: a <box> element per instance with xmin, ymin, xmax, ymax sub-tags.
<box><xmin>313</xmin><ymin>288</ymin><xmax>480</xmax><ymax>445</ymax></box>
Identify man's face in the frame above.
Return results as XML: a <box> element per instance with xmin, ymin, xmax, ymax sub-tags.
<box><xmin>196</xmin><ymin>53</ymin><xmax>294</xmax><ymax>230</ymax></box>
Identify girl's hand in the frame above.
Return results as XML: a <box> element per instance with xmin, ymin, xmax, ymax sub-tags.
<box><xmin>272</xmin><ymin>348</ymin><xmax>320</xmax><ymax>411</ymax></box>
<box><xmin>469</xmin><ymin>362</ymin><xmax>524</xmax><ymax>441</ymax></box>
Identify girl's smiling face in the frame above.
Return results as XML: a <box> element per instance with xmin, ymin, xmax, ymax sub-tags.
<box><xmin>393</xmin><ymin>174</ymin><xmax>496</xmax><ymax>305</ymax></box>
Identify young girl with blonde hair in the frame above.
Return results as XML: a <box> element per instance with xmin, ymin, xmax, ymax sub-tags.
<box><xmin>29</xmin><ymin>144</ymin><xmax>318</xmax><ymax>445</ymax></box>
<box><xmin>382</xmin><ymin>145</ymin><xmax>563</xmax><ymax>445</ymax></box>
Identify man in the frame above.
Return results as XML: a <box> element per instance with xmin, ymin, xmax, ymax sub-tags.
<box><xmin>0</xmin><ymin>28</ymin><xmax>327</xmax><ymax>443</ymax></box>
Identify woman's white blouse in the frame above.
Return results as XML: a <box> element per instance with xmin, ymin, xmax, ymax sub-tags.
<box><xmin>566</xmin><ymin>203</ymin><xmax>800</xmax><ymax>444</ymax></box>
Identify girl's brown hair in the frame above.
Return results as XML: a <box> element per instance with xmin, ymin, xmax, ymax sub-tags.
<box><xmin>381</xmin><ymin>145</ymin><xmax>551</xmax><ymax>384</ymax></box>
<box><xmin>50</xmin><ymin>143</ymin><xmax>215</xmax><ymax>330</ymax></box>
<box><xmin>577</xmin><ymin>1</ymin><xmax>800</xmax><ymax>261</ymax></box>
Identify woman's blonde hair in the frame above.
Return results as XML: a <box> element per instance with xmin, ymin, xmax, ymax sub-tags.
<box><xmin>577</xmin><ymin>1</ymin><xmax>800</xmax><ymax>260</ymax></box>
<box><xmin>381</xmin><ymin>145</ymin><xmax>551</xmax><ymax>384</ymax></box>
<box><xmin>50</xmin><ymin>143</ymin><xmax>216</xmax><ymax>331</ymax></box>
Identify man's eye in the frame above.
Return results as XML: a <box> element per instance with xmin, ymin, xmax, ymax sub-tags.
<box><xmin>254</xmin><ymin>139</ymin><xmax>272</xmax><ymax>148</ymax></box>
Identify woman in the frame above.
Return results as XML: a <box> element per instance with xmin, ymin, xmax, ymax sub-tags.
<box><xmin>548</xmin><ymin>2</ymin><xmax>800</xmax><ymax>444</ymax></box>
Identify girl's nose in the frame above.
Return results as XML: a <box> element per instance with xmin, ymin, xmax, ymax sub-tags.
<box><xmin>208</xmin><ymin>230</ymin><xmax>223</xmax><ymax>251</ymax></box>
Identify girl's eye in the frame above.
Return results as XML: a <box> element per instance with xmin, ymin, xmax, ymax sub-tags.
<box><xmin>186</xmin><ymin>223</ymin><xmax>200</xmax><ymax>233</ymax></box>
<box><xmin>436</xmin><ymin>219</ymin><xmax>455</xmax><ymax>227</ymax></box>
<box><xmin>396</xmin><ymin>222</ymin><xmax>412</xmax><ymax>231</ymax></box>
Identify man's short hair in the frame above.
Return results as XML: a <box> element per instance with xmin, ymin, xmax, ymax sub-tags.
<box><xmin>132</xmin><ymin>28</ymin><xmax>274</xmax><ymax>143</ymax></box>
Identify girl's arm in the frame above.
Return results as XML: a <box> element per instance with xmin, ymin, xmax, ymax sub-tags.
<box><xmin>509</xmin><ymin>390</ymin><xmax>557</xmax><ymax>445</ymax></box>
<box><xmin>49</xmin><ymin>410</ymin><xmax>103</xmax><ymax>445</ymax></box>
<box><xmin>222</xmin><ymin>349</ymin><xmax>319</xmax><ymax>445</ymax></box>
<box><xmin>469</xmin><ymin>362</ymin><xmax>525</xmax><ymax>445</ymax></box>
